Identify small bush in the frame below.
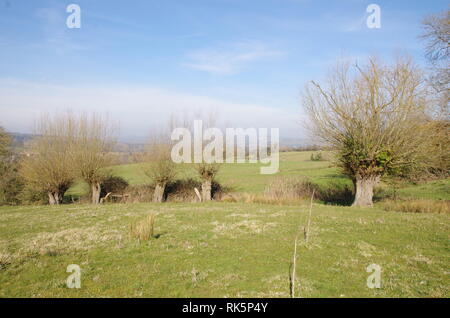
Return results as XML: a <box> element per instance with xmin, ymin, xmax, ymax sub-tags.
<box><xmin>130</xmin><ymin>213</ymin><xmax>156</xmax><ymax>241</ymax></box>
<box><xmin>382</xmin><ymin>199</ymin><xmax>450</xmax><ymax>214</ymax></box>
<box><xmin>18</xmin><ymin>185</ymin><xmax>48</xmax><ymax>205</ymax></box>
<box><xmin>0</xmin><ymin>173</ymin><xmax>24</xmax><ymax>205</ymax></box>
<box><xmin>310</xmin><ymin>152</ymin><xmax>323</xmax><ymax>161</ymax></box>
<box><xmin>100</xmin><ymin>175</ymin><xmax>129</xmax><ymax>198</ymax></box>
<box><xmin>123</xmin><ymin>184</ymin><xmax>155</xmax><ymax>203</ymax></box>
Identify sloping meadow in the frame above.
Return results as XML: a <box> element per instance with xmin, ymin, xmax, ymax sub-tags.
<box><xmin>0</xmin><ymin>202</ymin><xmax>448</xmax><ymax>297</ymax></box>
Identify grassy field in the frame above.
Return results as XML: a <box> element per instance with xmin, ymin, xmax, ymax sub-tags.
<box><xmin>1</xmin><ymin>151</ymin><xmax>449</xmax><ymax>298</ymax></box>
<box><xmin>66</xmin><ymin>151</ymin><xmax>449</xmax><ymax>200</ymax></box>
<box><xmin>0</xmin><ymin>202</ymin><xmax>449</xmax><ymax>297</ymax></box>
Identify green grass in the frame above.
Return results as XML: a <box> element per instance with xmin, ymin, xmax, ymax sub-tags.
<box><xmin>0</xmin><ymin>202</ymin><xmax>448</xmax><ymax>297</ymax></box>
<box><xmin>67</xmin><ymin>151</ymin><xmax>448</xmax><ymax>202</ymax></box>
<box><xmin>66</xmin><ymin>151</ymin><xmax>349</xmax><ymax>197</ymax></box>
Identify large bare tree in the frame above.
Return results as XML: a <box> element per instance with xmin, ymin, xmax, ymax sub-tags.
<box><xmin>421</xmin><ymin>8</ymin><xmax>449</xmax><ymax>117</ymax></box>
<box><xmin>303</xmin><ymin>57</ymin><xmax>435</xmax><ymax>207</ymax></box>
<box><xmin>71</xmin><ymin>114</ymin><xmax>116</xmax><ymax>204</ymax></box>
<box><xmin>143</xmin><ymin>129</ymin><xmax>177</xmax><ymax>203</ymax></box>
<box><xmin>20</xmin><ymin>115</ymin><xmax>76</xmax><ymax>205</ymax></box>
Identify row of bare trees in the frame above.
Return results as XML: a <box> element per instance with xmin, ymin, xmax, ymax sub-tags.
<box><xmin>20</xmin><ymin>113</ymin><xmax>115</xmax><ymax>205</ymax></box>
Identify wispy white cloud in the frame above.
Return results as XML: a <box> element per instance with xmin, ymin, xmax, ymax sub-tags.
<box><xmin>182</xmin><ymin>41</ymin><xmax>284</xmax><ymax>75</ymax></box>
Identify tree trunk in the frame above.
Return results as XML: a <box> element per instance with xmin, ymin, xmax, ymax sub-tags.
<box><xmin>201</xmin><ymin>179</ymin><xmax>212</xmax><ymax>201</ymax></box>
<box><xmin>352</xmin><ymin>175</ymin><xmax>380</xmax><ymax>207</ymax></box>
<box><xmin>91</xmin><ymin>182</ymin><xmax>101</xmax><ymax>204</ymax></box>
<box><xmin>153</xmin><ymin>183</ymin><xmax>166</xmax><ymax>203</ymax></box>
<box><xmin>48</xmin><ymin>191</ymin><xmax>62</xmax><ymax>205</ymax></box>
<box><xmin>48</xmin><ymin>192</ymin><xmax>57</xmax><ymax>205</ymax></box>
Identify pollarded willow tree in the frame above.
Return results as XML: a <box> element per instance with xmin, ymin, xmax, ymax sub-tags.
<box><xmin>20</xmin><ymin>114</ymin><xmax>77</xmax><ymax>205</ymax></box>
<box><xmin>196</xmin><ymin>163</ymin><xmax>220</xmax><ymax>201</ymax></box>
<box><xmin>71</xmin><ymin>114</ymin><xmax>116</xmax><ymax>204</ymax></box>
<box><xmin>421</xmin><ymin>8</ymin><xmax>449</xmax><ymax>116</ymax></box>
<box><xmin>21</xmin><ymin>113</ymin><xmax>116</xmax><ymax>205</ymax></box>
<box><xmin>303</xmin><ymin>57</ymin><xmax>436</xmax><ymax>207</ymax></box>
<box><xmin>143</xmin><ymin>130</ymin><xmax>177</xmax><ymax>203</ymax></box>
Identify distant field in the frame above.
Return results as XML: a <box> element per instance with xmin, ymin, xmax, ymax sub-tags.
<box><xmin>66</xmin><ymin>151</ymin><xmax>450</xmax><ymax>202</ymax></box>
<box><xmin>0</xmin><ymin>202</ymin><xmax>448</xmax><ymax>297</ymax></box>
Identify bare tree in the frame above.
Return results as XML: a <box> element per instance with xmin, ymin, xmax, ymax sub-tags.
<box><xmin>421</xmin><ymin>9</ymin><xmax>449</xmax><ymax>117</ymax></box>
<box><xmin>20</xmin><ymin>114</ymin><xmax>77</xmax><ymax>205</ymax></box>
<box><xmin>71</xmin><ymin>114</ymin><xmax>116</xmax><ymax>204</ymax></box>
<box><xmin>196</xmin><ymin>163</ymin><xmax>220</xmax><ymax>201</ymax></box>
<box><xmin>143</xmin><ymin>129</ymin><xmax>177</xmax><ymax>203</ymax></box>
<box><xmin>194</xmin><ymin>111</ymin><xmax>221</xmax><ymax>201</ymax></box>
<box><xmin>302</xmin><ymin>57</ymin><xmax>435</xmax><ymax>207</ymax></box>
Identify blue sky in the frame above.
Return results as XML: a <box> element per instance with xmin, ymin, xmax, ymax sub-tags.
<box><xmin>0</xmin><ymin>0</ymin><xmax>447</xmax><ymax>140</ymax></box>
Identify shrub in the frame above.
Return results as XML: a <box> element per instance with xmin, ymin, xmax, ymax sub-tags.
<box><xmin>18</xmin><ymin>185</ymin><xmax>48</xmax><ymax>205</ymax></box>
<box><xmin>100</xmin><ymin>175</ymin><xmax>129</xmax><ymax>198</ymax></box>
<box><xmin>130</xmin><ymin>213</ymin><xmax>156</xmax><ymax>241</ymax></box>
<box><xmin>0</xmin><ymin>168</ymin><xmax>24</xmax><ymax>205</ymax></box>
<box><xmin>310</xmin><ymin>152</ymin><xmax>324</xmax><ymax>161</ymax></box>
<box><xmin>122</xmin><ymin>184</ymin><xmax>154</xmax><ymax>203</ymax></box>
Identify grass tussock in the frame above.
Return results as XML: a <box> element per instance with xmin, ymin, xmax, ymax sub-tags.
<box><xmin>130</xmin><ymin>213</ymin><xmax>156</xmax><ymax>241</ymax></box>
<box><xmin>381</xmin><ymin>199</ymin><xmax>450</xmax><ymax>214</ymax></box>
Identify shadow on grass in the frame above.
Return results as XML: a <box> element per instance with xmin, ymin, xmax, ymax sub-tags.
<box><xmin>315</xmin><ymin>182</ymin><xmax>354</xmax><ymax>206</ymax></box>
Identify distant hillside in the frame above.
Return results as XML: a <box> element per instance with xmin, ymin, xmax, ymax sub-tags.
<box><xmin>8</xmin><ymin>132</ymin><xmax>36</xmax><ymax>150</ymax></box>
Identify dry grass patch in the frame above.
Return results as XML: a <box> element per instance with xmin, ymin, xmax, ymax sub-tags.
<box><xmin>129</xmin><ymin>213</ymin><xmax>156</xmax><ymax>241</ymax></box>
<box><xmin>381</xmin><ymin>199</ymin><xmax>450</xmax><ymax>214</ymax></box>
<box><xmin>0</xmin><ymin>251</ymin><xmax>12</xmax><ymax>270</ymax></box>
<box><xmin>26</xmin><ymin>226</ymin><xmax>123</xmax><ymax>255</ymax></box>
<box><xmin>211</xmin><ymin>219</ymin><xmax>278</xmax><ymax>237</ymax></box>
